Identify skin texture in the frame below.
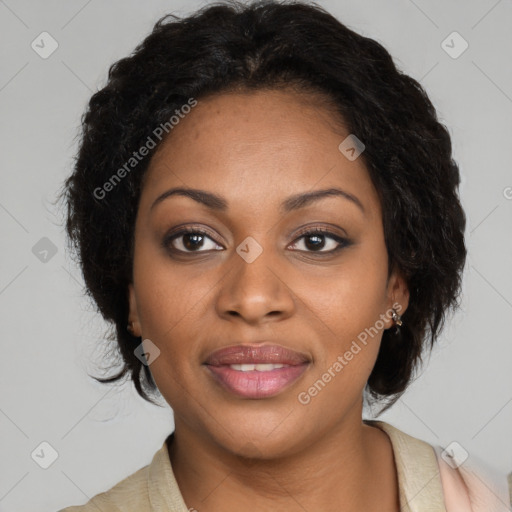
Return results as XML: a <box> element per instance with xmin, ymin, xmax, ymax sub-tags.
<box><xmin>128</xmin><ymin>89</ymin><xmax>409</xmax><ymax>511</ymax></box>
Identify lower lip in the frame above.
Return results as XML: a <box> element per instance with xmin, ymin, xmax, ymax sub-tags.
<box><xmin>205</xmin><ymin>364</ymin><xmax>309</xmax><ymax>399</ymax></box>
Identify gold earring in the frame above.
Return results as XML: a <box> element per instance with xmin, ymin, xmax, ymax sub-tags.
<box><xmin>391</xmin><ymin>308</ymin><xmax>403</xmax><ymax>327</ymax></box>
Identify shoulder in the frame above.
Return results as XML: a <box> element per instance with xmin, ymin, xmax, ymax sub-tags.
<box><xmin>368</xmin><ymin>420</ymin><xmax>448</xmax><ymax>510</ymax></box>
<box><xmin>58</xmin><ymin>453</ymin><xmax>153</xmax><ymax>511</ymax></box>
<box><xmin>58</xmin><ymin>434</ymin><xmax>189</xmax><ymax>512</ymax></box>
<box><xmin>368</xmin><ymin>420</ymin><xmax>511</xmax><ymax>512</ymax></box>
<box><xmin>432</xmin><ymin>443</ymin><xmax>511</xmax><ymax>512</ymax></box>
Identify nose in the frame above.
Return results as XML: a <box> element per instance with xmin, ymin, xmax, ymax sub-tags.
<box><xmin>215</xmin><ymin>242</ymin><xmax>296</xmax><ymax>325</ymax></box>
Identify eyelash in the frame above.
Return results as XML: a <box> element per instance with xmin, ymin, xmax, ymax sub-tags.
<box><xmin>163</xmin><ymin>226</ymin><xmax>351</xmax><ymax>256</ymax></box>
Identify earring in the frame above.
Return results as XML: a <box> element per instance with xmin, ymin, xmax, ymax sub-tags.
<box><xmin>127</xmin><ymin>321</ymin><xmax>134</xmax><ymax>334</ymax></box>
<box><xmin>392</xmin><ymin>308</ymin><xmax>403</xmax><ymax>330</ymax></box>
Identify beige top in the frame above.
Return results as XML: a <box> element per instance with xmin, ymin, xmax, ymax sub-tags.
<box><xmin>59</xmin><ymin>420</ymin><xmax>510</xmax><ymax>511</ymax></box>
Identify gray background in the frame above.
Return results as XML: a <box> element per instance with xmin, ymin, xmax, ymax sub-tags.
<box><xmin>0</xmin><ymin>0</ymin><xmax>511</xmax><ymax>510</ymax></box>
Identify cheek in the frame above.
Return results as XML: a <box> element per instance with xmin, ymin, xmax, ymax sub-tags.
<box><xmin>131</xmin><ymin>252</ymin><xmax>198</xmax><ymax>380</ymax></box>
<box><xmin>301</xmin><ymin>252</ymin><xmax>389</xmax><ymax>338</ymax></box>
<box><xmin>132</xmin><ymin>261</ymin><xmax>202</xmax><ymax>408</ymax></box>
<box><xmin>295</xmin><ymin>248</ymin><xmax>388</xmax><ymax>396</ymax></box>
<box><xmin>133</xmin><ymin>234</ymin><xmax>207</xmax><ymax>335</ymax></box>
<box><xmin>297</xmin><ymin>285</ymin><xmax>385</xmax><ymax>416</ymax></box>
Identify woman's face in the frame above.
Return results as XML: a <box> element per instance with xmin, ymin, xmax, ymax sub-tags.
<box><xmin>128</xmin><ymin>89</ymin><xmax>408</xmax><ymax>458</ymax></box>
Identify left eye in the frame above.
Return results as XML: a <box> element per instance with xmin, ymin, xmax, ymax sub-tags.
<box><xmin>289</xmin><ymin>230</ymin><xmax>348</xmax><ymax>253</ymax></box>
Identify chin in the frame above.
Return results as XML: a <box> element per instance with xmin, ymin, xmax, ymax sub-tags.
<box><xmin>206</xmin><ymin>414</ymin><xmax>310</xmax><ymax>461</ymax></box>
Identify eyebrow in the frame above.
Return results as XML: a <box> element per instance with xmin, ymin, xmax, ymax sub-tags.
<box><xmin>150</xmin><ymin>186</ymin><xmax>365</xmax><ymax>214</ymax></box>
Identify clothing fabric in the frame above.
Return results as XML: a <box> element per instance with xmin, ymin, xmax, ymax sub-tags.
<box><xmin>59</xmin><ymin>420</ymin><xmax>511</xmax><ymax>511</ymax></box>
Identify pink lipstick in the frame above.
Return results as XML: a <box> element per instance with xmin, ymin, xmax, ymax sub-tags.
<box><xmin>203</xmin><ymin>344</ymin><xmax>310</xmax><ymax>399</ymax></box>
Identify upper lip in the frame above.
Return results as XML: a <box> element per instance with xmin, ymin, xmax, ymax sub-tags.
<box><xmin>204</xmin><ymin>343</ymin><xmax>310</xmax><ymax>366</ymax></box>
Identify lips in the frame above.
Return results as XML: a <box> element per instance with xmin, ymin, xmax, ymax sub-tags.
<box><xmin>204</xmin><ymin>344</ymin><xmax>309</xmax><ymax>366</ymax></box>
<box><xmin>203</xmin><ymin>343</ymin><xmax>310</xmax><ymax>399</ymax></box>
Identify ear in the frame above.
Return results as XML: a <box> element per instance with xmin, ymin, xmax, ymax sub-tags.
<box><xmin>128</xmin><ymin>283</ymin><xmax>142</xmax><ymax>337</ymax></box>
<box><xmin>384</xmin><ymin>266</ymin><xmax>409</xmax><ymax>329</ymax></box>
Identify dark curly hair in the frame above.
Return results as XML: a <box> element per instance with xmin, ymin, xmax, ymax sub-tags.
<box><xmin>58</xmin><ymin>0</ymin><xmax>467</xmax><ymax>415</ymax></box>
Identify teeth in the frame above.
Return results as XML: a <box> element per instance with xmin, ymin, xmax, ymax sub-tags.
<box><xmin>229</xmin><ymin>363</ymin><xmax>288</xmax><ymax>371</ymax></box>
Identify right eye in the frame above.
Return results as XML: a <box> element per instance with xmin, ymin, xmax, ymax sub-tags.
<box><xmin>163</xmin><ymin>228</ymin><xmax>224</xmax><ymax>254</ymax></box>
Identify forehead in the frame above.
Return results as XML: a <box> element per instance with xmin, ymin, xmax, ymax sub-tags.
<box><xmin>140</xmin><ymin>89</ymin><xmax>380</xmax><ymax>220</ymax></box>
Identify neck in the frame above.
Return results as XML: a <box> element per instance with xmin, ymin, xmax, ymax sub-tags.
<box><xmin>168</xmin><ymin>404</ymin><xmax>399</xmax><ymax>511</ymax></box>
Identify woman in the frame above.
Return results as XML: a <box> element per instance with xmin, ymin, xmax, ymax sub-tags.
<box><xmin>58</xmin><ymin>1</ymin><xmax>510</xmax><ymax>510</ymax></box>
